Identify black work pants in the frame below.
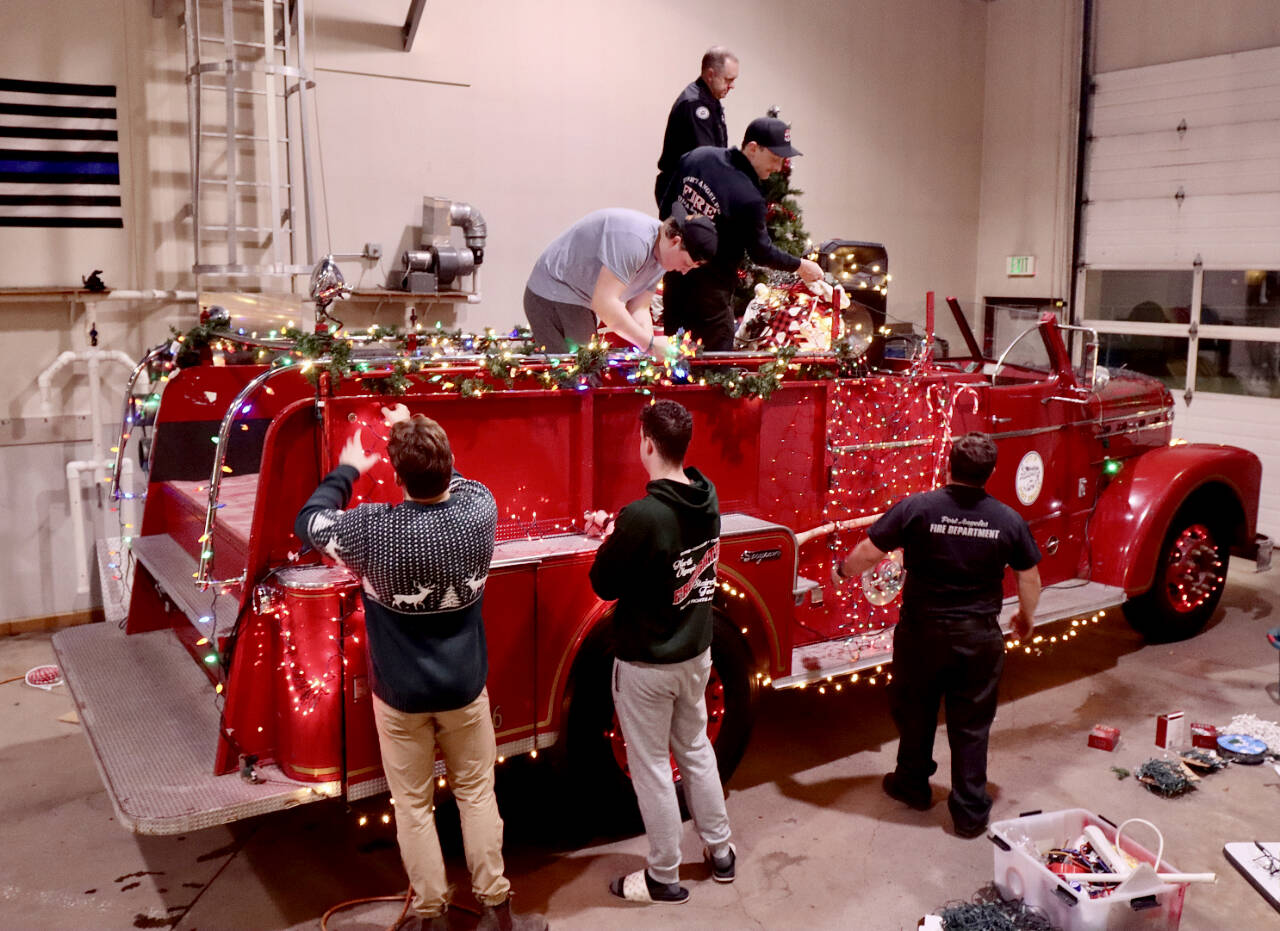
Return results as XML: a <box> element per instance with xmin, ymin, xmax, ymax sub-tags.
<box><xmin>661</xmin><ymin>267</ymin><xmax>735</xmax><ymax>351</ymax></box>
<box><xmin>887</xmin><ymin>615</ymin><xmax>1004</xmax><ymax>832</ymax></box>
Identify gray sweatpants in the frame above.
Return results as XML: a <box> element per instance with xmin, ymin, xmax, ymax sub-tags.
<box><xmin>612</xmin><ymin>648</ymin><xmax>732</xmax><ymax>884</ymax></box>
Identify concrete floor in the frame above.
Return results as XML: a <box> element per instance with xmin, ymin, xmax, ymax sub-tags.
<box><xmin>2</xmin><ymin>561</ymin><xmax>1278</xmax><ymax>930</ymax></box>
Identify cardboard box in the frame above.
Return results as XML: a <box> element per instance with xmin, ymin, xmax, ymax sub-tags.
<box><xmin>1190</xmin><ymin>722</ymin><xmax>1218</xmax><ymax>749</ymax></box>
<box><xmin>1156</xmin><ymin>712</ymin><xmax>1188</xmax><ymax>749</ymax></box>
<box><xmin>990</xmin><ymin>809</ymin><xmax>1187</xmax><ymax>931</ymax></box>
<box><xmin>1088</xmin><ymin>724</ymin><xmax>1120</xmax><ymax>751</ymax></box>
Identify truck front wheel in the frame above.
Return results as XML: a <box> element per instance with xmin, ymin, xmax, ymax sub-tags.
<box><xmin>1122</xmin><ymin>507</ymin><xmax>1229</xmax><ymax>642</ymax></box>
<box><xmin>563</xmin><ymin>612</ymin><xmax>757</xmax><ymax>827</ymax></box>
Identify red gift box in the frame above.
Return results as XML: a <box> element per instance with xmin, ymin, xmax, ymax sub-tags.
<box><xmin>1190</xmin><ymin>722</ymin><xmax>1218</xmax><ymax>749</ymax></box>
<box><xmin>1088</xmin><ymin>724</ymin><xmax>1120</xmax><ymax>751</ymax></box>
<box><xmin>1155</xmin><ymin>711</ymin><xmax>1188</xmax><ymax>748</ymax></box>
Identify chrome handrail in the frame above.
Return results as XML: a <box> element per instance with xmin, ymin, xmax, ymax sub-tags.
<box><xmin>110</xmin><ymin>345</ymin><xmax>170</xmax><ymax>501</ymax></box>
<box><xmin>196</xmin><ymin>363</ymin><xmax>296</xmax><ymax>590</ymax></box>
<box><xmin>194</xmin><ymin>352</ymin><xmax>423</xmax><ymax>590</ymax></box>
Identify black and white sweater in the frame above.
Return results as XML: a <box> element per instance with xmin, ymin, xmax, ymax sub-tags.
<box><xmin>294</xmin><ymin>464</ymin><xmax>497</xmax><ymax>713</ymax></box>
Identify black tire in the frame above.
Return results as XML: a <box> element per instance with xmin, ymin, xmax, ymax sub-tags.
<box><xmin>562</xmin><ymin>611</ymin><xmax>757</xmax><ymax>828</ymax></box>
<box><xmin>1122</xmin><ymin>505</ymin><xmax>1230</xmax><ymax>642</ymax></box>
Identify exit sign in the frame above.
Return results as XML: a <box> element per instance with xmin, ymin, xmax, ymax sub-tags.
<box><xmin>1007</xmin><ymin>255</ymin><xmax>1036</xmax><ymax>276</ymax></box>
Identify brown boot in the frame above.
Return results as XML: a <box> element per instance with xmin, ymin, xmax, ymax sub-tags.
<box><xmin>476</xmin><ymin>897</ymin><xmax>549</xmax><ymax>931</ymax></box>
<box><xmin>394</xmin><ymin>910</ymin><xmax>458</xmax><ymax>931</ymax></box>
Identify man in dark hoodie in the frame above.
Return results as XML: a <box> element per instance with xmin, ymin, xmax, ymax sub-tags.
<box><xmin>658</xmin><ymin>116</ymin><xmax>824</xmax><ymax>351</ymax></box>
<box><xmin>587</xmin><ymin>399</ymin><xmax>735</xmax><ymax>905</ymax></box>
<box><xmin>295</xmin><ymin>403</ymin><xmax>547</xmax><ymax>931</ymax></box>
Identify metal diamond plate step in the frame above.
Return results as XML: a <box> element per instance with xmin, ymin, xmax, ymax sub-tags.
<box><xmin>52</xmin><ymin>624</ymin><xmax>337</xmax><ymax>834</ymax></box>
<box><xmin>129</xmin><ymin>534</ymin><xmax>240</xmax><ymax>642</ymax></box>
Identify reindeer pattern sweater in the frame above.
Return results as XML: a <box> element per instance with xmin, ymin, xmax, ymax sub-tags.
<box><xmin>295</xmin><ymin>464</ymin><xmax>497</xmax><ymax>713</ymax></box>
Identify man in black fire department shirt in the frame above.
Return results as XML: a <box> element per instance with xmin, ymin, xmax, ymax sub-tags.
<box><xmin>832</xmin><ymin>433</ymin><xmax>1041</xmax><ymax>839</ymax></box>
<box><xmin>659</xmin><ymin>116</ymin><xmax>824</xmax><ymax>351</ymax></box>
<box><xmin>654</xmin><ymin>47</ymin><xmax>737</xmax><ymax>207</ymax></box>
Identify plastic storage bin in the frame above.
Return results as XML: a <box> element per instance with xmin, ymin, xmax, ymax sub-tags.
<box><xmin>989</xmin><ymin>808</ymin><xmax>1186</xmax><ymax>930</ymax></box>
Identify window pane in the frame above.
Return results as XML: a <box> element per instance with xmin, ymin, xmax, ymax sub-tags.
<box><xmin>1202</xmin><ymin>270</ymin><xmax>1280</xmax><ymax>330</ymax></box>
<box><xmin>1097</xmin><ymin>332</ymin><xmax>1187</xmax><ymax>391</ymax></box>
<box><xmin>1082</xmin><ymin>269</ymin><xmax>1194</xmax><ymax>323</ymax></box>
<box><xmin>1194</xmin><ymin>338</ymin><xmax>1280</xmax><ymax>397</ymax></box>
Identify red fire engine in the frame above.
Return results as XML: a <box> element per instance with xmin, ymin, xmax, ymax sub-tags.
<box><xmin>53</xmin><ymin>277</ymin><xmax>1268</xmax><ymax>834</ymax></box>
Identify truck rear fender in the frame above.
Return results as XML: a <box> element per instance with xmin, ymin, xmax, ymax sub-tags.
<box><xmin>715</xmin><ymin>564</ymin><xmax>782</xmax><ymax>681</ymax></box>
<box><xmin>1087</xmin><ymin>444</ymin><xmax>1260</xmax><ymax>594</ymax></box>
<box><xmin>553</xmin><ymin>573</ymin><xmax>777</xmax><ymax>743</ymax></box>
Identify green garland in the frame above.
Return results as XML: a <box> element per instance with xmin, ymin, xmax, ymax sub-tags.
<box><xmin>169</xmin><ymin>318</ymin><xmax>865</xmax><ymax>402</ymax></box>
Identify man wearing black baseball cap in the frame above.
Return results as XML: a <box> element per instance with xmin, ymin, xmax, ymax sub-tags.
<box><xmin>658</xmin><ymin>116</ymin><xmax>823</xmax><ymax>351</ymax></box>
<box><xmin>524</xmin><ymin>207</ymin><xmax>718</xmax><ymax>356</ymax></box>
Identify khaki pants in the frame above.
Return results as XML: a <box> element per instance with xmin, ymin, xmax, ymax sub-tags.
<box><xmin>372</xmin><ymin>689</ymin><xmax>510</xmax><ymax>916</ymax></box>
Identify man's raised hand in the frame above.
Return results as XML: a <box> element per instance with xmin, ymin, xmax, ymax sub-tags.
<box><xmin>382</xmin><ymin>403</ymin><xmax>411</xmax><ymax>426</ymax></box>
<box><xmin>338</xmin><ymin>431</ymin><xmax>382</xmax><ymax>475</ymax></box>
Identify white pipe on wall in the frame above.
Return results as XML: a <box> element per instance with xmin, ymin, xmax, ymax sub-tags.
<box><xmin>70</xmin><ymin>456</ymin><xmax>135</xmax><ymax>596</ymax></box>
<box><xmin>89</xmin><ymin>289</ymin><xmax>198</xmax><ymax>302</ymax></box>
<box><xmin>37</xmin><ymin>349</ymin><xmax>136</xmax><ymax>418</ymax></box>
<box><xmin>66</xmin><ymin>456</ymin><xmax>134</xmax><ymax>595</ymax></box>
<box><xmin>41</xmin><ymin>348</ymin><xmax>142</xmax><ymax>595</ymax></box>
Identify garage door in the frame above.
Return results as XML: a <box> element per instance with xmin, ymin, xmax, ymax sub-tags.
<box><xmin>1075</xmin><ymin>45</ymin><xmax>1280</xmax><ymax>538</ymax></box>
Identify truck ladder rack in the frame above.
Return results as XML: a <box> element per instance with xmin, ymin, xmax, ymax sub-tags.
<box><xmin>772</xmin><ymin>579</ymin><xmax>1126</xmax><ymax>689</ymax></box>
<box><xmin>51</xmin><ymin>624</ymin><xmax>336</xmax><ymax>834</ymax></box>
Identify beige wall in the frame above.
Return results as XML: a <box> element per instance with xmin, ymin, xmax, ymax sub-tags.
<box><xmin>973</xmin><ymin>0</ymin><xmax>1083</xmax><ymax>309</ymax></box>
<box><xmin>1094</xmin><ymin>0</ymin><xmax>1280</xmax><ymax>73</ymax></box>
<box><xmin>305</xmin><ymin>0</ymin><xmax>991</xmax><ymax>335</ymax></box>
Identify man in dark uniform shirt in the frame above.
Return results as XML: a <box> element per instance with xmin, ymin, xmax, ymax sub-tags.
<box><xmin>654</xmin><ymin>47</ymin><xmax>738</xmax><ymax>207</ymax></box>
<box><xmin>832</xmin><ymin>433</ymin><xmax>1042</xmax><ymax>838</ymax></box>
<box><xmin>659</xmin><ymin>116</ymin><xmax>824</xmax><ymax>351</ymax></box>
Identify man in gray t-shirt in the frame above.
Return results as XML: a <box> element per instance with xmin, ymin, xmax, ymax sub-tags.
<box><xmin>524</xmin><ymin>208</ymin><xmax>717</xmax><ymax>355</ymax></box>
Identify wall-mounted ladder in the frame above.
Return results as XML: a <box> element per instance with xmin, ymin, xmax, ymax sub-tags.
<box><xmin>181</xmin><ymin>0</ymin><xmax>316</xmax><ymax>280</ymax></box>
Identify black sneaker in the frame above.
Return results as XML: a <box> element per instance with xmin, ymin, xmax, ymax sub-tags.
<box><xmin>954</xmin><ymin>821</ymin><xmax>988</xmax><ymax>839</ymax></box>
<box><xmin>705</xmin><ymin>843</ymin><xmax>736</xmax><ymax>883</ymax></box>
<box><xmin>882</xmin><ymin>772</ymin><xmax>931</xmax><ymax>811</ymax></box>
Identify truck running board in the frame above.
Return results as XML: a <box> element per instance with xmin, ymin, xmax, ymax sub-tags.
<box><xmin>51</xmin><ymin>624</ymin><xmax>337</xmax><ymax>834</ymax></box>
<box><xmin>772</xmin><ymin>580</ymin><xmax>1127</xmax><ymax>689</ymax></box>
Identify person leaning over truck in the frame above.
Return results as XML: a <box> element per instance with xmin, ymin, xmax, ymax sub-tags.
<box><xmin>295</xmin><ymin>403</ymin><xmax>548</xmax><ymax>931</ymax></box>
<box><xmin>523</xmin><ymin>207</ymin><xmax>718</xmax><ymax>356</ymax></box>
<box><xmin>585</xmin><ymin>399</ymin><xmax>736</xmax><ymax>905</ymax></box>
<box><xmin>831</xmin><ymin>432</ymin><xmax>1041</xmax><ymax>839</ymax></box>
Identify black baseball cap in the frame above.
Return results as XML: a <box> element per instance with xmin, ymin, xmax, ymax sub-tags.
<box><xmin>669</xmin><ymin>208</ymin><xmax>719</xmax><ymax>263</ymax></box>
<box><xmin>743</xmin><ymin>116</ymin><xmax>802</xmax><ymax>157</ymax></box>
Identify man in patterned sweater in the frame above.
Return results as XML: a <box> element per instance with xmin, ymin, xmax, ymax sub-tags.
<box><xmin>295</xmin><ymin>403</ymin><xmax>547</xmax><ymax>931</ymax></box>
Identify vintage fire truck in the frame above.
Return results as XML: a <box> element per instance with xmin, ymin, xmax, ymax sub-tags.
<box><xmin>53</xmin><ymin>256</ymin><xmax>1269</xmax><ymax>834</ymax></box>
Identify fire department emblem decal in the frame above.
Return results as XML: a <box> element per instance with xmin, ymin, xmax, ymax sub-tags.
<box><xmin>695</xmin><ymin>105</ymin><xmax>710</xmax><ymax>120</ymax></box>
<box><xmin>1015</xmin><ymin>451</ymin><xmax>1044</xmax><ymax>506</ymax></box>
